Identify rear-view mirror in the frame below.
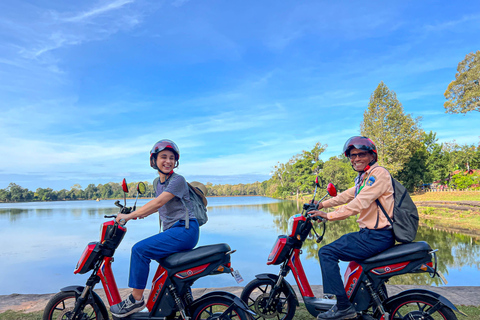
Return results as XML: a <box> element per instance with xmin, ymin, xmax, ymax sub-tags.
<box><xmin>121</xmin><ymin>178</ymin><xmax>129</xmax><ymax>193</ymax></box>
<box><xmin>137</xmin><ymin>182</ymin><xmax>146</xmax><ymax>194</ymax></box>
<box><xmin>327</xmin><ymin>183</ymin><xmax>337</xmax><ymax>197</ymax></box>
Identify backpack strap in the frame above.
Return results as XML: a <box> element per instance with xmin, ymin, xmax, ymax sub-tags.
<box><xmin>373</xmin><ymin>168</ymin><xmax>395</xmax><ymax>228</ymax></box>
<box><xmin>363</xmin><ymin>165</ymin><xmax>393</xmax><ymax>229</ymax></box>
<box><xmin>375</xmin><ymin>199</ymin><xmax>394</xmax><ymax>226</ymax></box>
<box><xmin>162</xmin><ymin>173</ymin><xmax>191</xmax><ymax>229</ymax></box>
<box><xmin>153</xmin><ymin>177</ymin><xmax>160</xmax><ymax>194</ymax></box>
<box><xmin>152</xmin><ymin>173</ymin><xmax>192</xmax><ymax>229</ymax></box>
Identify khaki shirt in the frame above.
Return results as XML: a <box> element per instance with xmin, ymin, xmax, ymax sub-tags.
<box><xmin>321</xmin><ymin>163</ymin><xmax>394</xmax><ymax>229</ymax></box>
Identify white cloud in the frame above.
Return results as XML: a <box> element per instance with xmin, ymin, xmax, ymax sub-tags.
<box><xmin>63</xmin><ymin>0</ymin><xmax>136</xmax><ymax>23</ymax></box>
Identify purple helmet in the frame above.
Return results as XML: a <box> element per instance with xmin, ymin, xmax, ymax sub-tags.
<box><xmin>343</xmin><ymin>136</ymin><xmax>377</xmax><ymax>158</ymax></box>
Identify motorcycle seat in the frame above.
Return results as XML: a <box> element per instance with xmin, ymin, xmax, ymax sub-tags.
<box><xmin>160</xmin><ymin>243</ymin><xmax>231</xmax><ymax>268</ymax></box>
<box><xmin>361</xmin><ymin>241</ymin><xmax>432</xmax><ymax>265</ymax></box>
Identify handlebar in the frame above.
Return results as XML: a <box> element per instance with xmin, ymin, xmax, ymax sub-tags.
<box><xmin>103</xmin><ymin>201</ymin><xmax>134</xmax><ymax>225</ymax></box>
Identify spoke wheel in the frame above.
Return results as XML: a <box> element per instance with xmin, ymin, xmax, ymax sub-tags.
<box><xmin>240</xmin><ymin>278</ymin><xmax>296</xmax><ymax>320</ymax></box>
<box><xmin>388</xmin><ymin>295</ymin><xmax>458</xmax><ymax>320</ymax></box>
<box><xmin>192</xmin><ymin>296</ymin><xmax>248</xmax><ymax>320</ymax></box>
<box><xmin>43</xmin><ymin>291</ymin><xmax>108</xmax><ymax>320</ymax></box>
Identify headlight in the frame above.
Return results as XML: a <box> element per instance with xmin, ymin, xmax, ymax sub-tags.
<box><xmin>287</xmin><ymin>214</ymin><xmax>302</xmax><ymax>236</ymax></box>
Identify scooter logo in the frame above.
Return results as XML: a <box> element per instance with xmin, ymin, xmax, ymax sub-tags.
<box><xmin>152</xmin><ymin>271</ymin><xmax>166</xmax><ymax>303</ymax></box>
<box><xmin>346</xmin><ymin>278</ymin><xmax>357</xmax><ymax>297</ymax></box>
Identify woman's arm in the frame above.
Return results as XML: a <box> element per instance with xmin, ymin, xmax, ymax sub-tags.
<box><xmin>116</xmin><ymin>191</ymin><xmax>175</xmax><ymax>223</ymax></box>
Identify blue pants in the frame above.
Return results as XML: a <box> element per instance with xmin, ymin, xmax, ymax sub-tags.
<box><xmin>128</xmin><ymin>219</ymin><xmax>199</xmax><ymax>289</ymax></box>
<box><xmin>318</xmin><ymin>228</ymin><xmax>394</xmax><ymax>301</ymax></box>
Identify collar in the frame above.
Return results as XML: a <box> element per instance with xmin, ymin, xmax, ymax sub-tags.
<box><xmin>363</xmin><ymin>162</ymin><xmax>378</xmax><ymax>174</ymax></box>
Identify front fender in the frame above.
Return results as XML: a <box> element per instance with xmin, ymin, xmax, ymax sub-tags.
<box><xmin>61</xmin><ymin>285</ymin><xmax>85</xmax><ymax>295</ymax></box>
<box><xmin>60</xmin><ymin>285</ymin><xmax>109</xmax><ymax>319</ymax></box>
<box><xmin>254</xmin><ymin>273</ymin><xmax>299</xmax><ymax>306</ymax></box>
<box><xmin>385</xmin><ymin>289</ymin><xmax>466</xmax><ymax>316</ymax></box>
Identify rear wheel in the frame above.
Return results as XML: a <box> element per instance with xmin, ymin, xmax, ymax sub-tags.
<box><xmin>192</xmin><ymin>296</ymin><xmax>249</xmax><ymax>320</ymax></box>
<box><xmin>43</xmin><ymin>291</ymin><xmax>108</xmax><ymax>320</ymax></box>
<box><xmin>240</xmin><ymin>278</ymin><xmax>296</xmax><ymax>320</ymax></box>
<box><xmin>388</xmin><ymin>295</ymin><xmax>458</xmax><ymax>320</ymax></box>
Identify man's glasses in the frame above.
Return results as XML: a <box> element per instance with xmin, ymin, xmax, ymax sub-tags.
<box><xmin>348</xmin><ymin>152</ymin><xmax>369</xmax><ymax>159</ymax></box>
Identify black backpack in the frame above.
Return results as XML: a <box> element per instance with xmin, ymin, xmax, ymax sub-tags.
<box><xmin>376</xmin><ymin>175</ymin><xmax>419</xmax><ymax>243</ymax></box>
<box><xmin>153</xmin><ymin>174</ymin><xmax>208</xmax><ymax>229</ymax></box>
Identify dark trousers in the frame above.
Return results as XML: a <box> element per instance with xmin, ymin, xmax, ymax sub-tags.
<box><xmin>318</xmin><ymin>228</ymin><xmax>394</xmax><ymax>302</ymax></box>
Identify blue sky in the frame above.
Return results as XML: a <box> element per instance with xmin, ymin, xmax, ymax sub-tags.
<box><xmin>1</xmin><ymin>0</ymin><xmax>480</xmax><ymax>191</ymax></box>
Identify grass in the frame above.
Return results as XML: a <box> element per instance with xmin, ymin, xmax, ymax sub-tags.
<box><xmin>1</xmin><ymin>304</ymin><xmax>478</xmax><ymax>320</ymax></box>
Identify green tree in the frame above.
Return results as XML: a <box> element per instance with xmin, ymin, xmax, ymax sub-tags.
<box><xmin>361</xmin><ymin>81</ymin><xmax>423</xmax><ymax>175</ymax></box>
<box><xmin>444</xmin><ymin>50</ymin><xmax>480</xmax><ymax>114</ymax></box>
<box><xmin>397</xmin><ymin>147</ymin><xmax>428</xmax><ymax>191</ymax></box>
<box><xmin>85</xmin><ymin>184</ymin><xmax>98</xmax><ymax>199</ymax></box>
<box><xmin>7</xmin><ymin>183</ymin><xmax>26</xmax><ymax>202</ymax></box>
<box><xmin>70</xmin><ymin>184</ymin><xmax>84</xmax><ymax>200</ymax></box>
<box><xmin>321</xmin><ymin>156</ymin><xmax>356</xmax><ymax>192</ymax></box>
<box><xmin>292</xmin><ymin>143</ymin><xmax>327</xmax><ymax>200</ymax></box>
<box><xmin>0</xmin><ymin>188</ymin><xmax>9</xmax><ymax>202</ymax></box>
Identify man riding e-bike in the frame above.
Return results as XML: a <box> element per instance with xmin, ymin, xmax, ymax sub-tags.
<box><xmin>310</xmin><ymin>136</ymin><xmax>395</xmax><ymax>320</ymax></box>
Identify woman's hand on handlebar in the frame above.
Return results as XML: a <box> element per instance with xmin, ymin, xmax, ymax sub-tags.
<box><xmin>116</xmin><ymin>213</ymin><xmax>129</xmax><ymax>225</ymax></box>
<box><xmin>309</xmin><ymin>210</ymin><xmax>328</xmax><ymax>221</ymax></box>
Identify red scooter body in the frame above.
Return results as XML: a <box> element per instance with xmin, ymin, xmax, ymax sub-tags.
<box><xmin>241</xmin><ymin>181</ymin><xmax>465</xmax><ymax>320</ymax></box>
<box><xmin>43</xmin><ymin>180</ymin><xmax>253</xmax><ymax>320</ymax></box>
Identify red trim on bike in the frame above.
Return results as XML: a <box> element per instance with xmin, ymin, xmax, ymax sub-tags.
<box><xmin>370</xmin><ymin>262</ymin><xmax>409</xmax><ymax>275</ymax></box>
<box><xmin>175</xmin><ymin>263</ymin><xmax>210</xmax><ymax>279</ymax></box>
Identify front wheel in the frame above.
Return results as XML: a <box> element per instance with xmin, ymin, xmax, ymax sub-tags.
<box><xmin>192</xmin><ymin>296</ymin><xmax>249</xmax><ymax>320</ymax></box>
<box><xmin>240</xmin><ymin>278</ymin><xmax>296</xmax><ymax>320</ymax></box>
<box><xmin>387</xmin><ymin>295</ymin><xmax>458</xmax><ymax>320</ymax></box>
<box><xmin>43</xmin><ymin>291</ymin><xmax>109</xmax><ymax>320</ymax></box>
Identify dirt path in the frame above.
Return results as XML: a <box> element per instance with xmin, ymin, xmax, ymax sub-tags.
<box><xmin>1</xmin><ymin>285</ymin><xmax>479</xmax><ymax>314</ymax></box>
<box><xmin>415</xmin><ymin>200</ymin><xmax>480</xmax><ymax>211</ymax></box>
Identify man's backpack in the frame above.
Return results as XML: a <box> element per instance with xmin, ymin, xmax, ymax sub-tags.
<box><xmin>153</xmin><ymin>174</ymin><xmax>208</xmax><ymax>229</ymax></box>
<box><xmin>376</xmin><ymin>175</ymin><xmax>419</xmax><ymax>243</ymax></box>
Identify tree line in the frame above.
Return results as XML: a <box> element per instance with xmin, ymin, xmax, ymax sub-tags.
<box><xmin>1</xmin><ymin>51</ymin><xmax>479</xmax><ymax>202</ymax></box>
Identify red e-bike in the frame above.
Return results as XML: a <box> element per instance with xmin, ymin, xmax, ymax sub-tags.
<box><xmin>241</xmin><ymin>177</ymin><xmax>465</xmax><ymax>320</ymax></box>
<box><xmin>43</xmin><ymin>179</ymin><xmax>253</xmax><ymax>320</ymax></box>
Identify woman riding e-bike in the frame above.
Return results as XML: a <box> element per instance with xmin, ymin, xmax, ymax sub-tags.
<box><xmin>110</xmin><ymin>139</ymin><xmax>201</xmax><ymax>318</ymax></box>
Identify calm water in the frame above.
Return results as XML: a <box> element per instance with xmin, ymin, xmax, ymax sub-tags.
<box><xmin>0</xmin><ymin>197</ymin><xmax>479</xmax><ymax>295</ymax></box>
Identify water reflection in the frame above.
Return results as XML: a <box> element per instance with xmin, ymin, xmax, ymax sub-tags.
<box><xmin>265</xmin><ymin>200</ymin><xmax>480</xmax><ymax>286</ymax></box>
<box><xmin>0</xmin><ymin>198</ymin><xmax>478</xmax><ymax>295</ymax></box>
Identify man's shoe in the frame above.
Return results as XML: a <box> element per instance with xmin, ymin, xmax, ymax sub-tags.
<box><xmin>110</xmin><ymin>294</ymin><xmax>145</xmax><ymax>318</ymax></box>
<box><xmin>317</xmin><ymin>304</ymin><xmax>357</xmax><ymax>320</ymax></box>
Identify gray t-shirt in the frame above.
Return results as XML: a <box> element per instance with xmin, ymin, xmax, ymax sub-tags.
<box><xmin>155</xmin><ymin>173</ymin><xmax>195</xmax><ymax>230</ymax></box>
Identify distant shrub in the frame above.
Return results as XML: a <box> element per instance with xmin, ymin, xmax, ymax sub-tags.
<box><xmin>451</xmin><ymin>172</ymin><xmax>480</xmax><ymax>190</ymax></box>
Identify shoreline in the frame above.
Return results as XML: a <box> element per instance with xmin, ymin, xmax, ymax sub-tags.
<box><xmin>1</xmin><ymin>285</ymin><xmax>479</xmax><ymax>314</ymax></box>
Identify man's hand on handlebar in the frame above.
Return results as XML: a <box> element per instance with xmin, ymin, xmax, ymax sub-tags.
<box><xmin>309</xmin><ymin>210</ymin><xmax>328</xmax><ymax>221</ymax></box>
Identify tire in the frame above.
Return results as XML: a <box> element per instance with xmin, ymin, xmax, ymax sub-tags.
<box><xmin>192</xmin><ymin>296</ymin><xmax>249</xmax><ymax>320</ymax></box>
<box><xmin>387</xmin><ymin>295</ymin><xmax>458</xmax><ymax>320</ymax></box>
<box><xmin>240</xmin><ymin>278</ymin><xmax>296</xmax><ymax>320</ymax></box>
<box><xmin>43</xmin><ymin>291</ymin><xmax>109</xmax><ymax>320</ymax></box>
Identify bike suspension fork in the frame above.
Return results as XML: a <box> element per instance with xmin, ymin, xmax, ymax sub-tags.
<box><xmin>71</xmin><ymin>285</ymin><xmax>92</xmax><ymax>320</ymax></box>
<box><xmin>266</xmin><ymin>267</ymin><xmax>288</xmax><ymax>306</ymax></box>
<box><xmin>169</xmin><ymin>285</ymin><xmax>190</xmax><ymax>320</ymax></box>
<box><xmin>365</xmin><ymin>280</ymin><xmax>390</xmax><ymax>320</ymax></box>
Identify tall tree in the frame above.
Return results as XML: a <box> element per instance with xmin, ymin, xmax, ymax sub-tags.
<box><xmin>361</xmin><ymin>82</ymin><xmax>423</xmax><ymax>175</ymax></box>
<box><xmin>444</xmin><ymin>50</ymin><xmax>480</xmax><ymax>114</ymax></box>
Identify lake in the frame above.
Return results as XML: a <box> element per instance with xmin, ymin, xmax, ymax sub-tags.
<box><xmin>0</xmin><ymin>196</ymin><xmax>479</xmax><ymax>295</ymax></box>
